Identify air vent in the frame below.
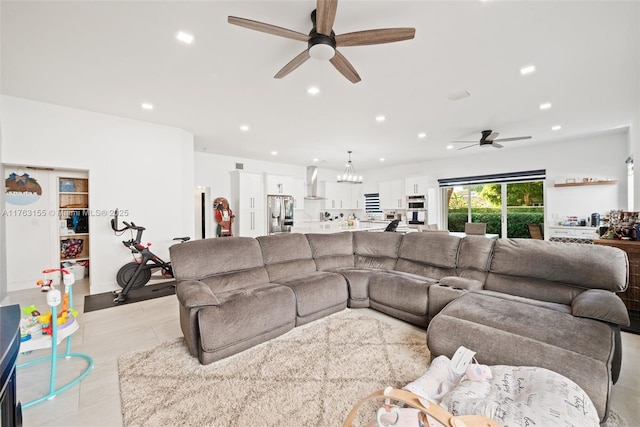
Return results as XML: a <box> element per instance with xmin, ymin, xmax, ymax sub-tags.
<box><xmin>235</xmin><ymin>163</ymin><xmax>244</xmax><ymax>170</ymax></box>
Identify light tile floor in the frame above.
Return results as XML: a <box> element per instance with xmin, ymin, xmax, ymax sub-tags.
<box><xmin>5</xmin><ymin>281</ymin><xmax>640</xmax><ymax>426</ymax></box>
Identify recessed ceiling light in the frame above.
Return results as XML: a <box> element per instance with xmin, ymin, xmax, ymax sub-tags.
<box><xmin>271</xmin><ymin>151</ymin><xmax>278</xmax><ymax>156</ymax></box>
<box><xmin>520</xmin><ymin>65</ymin><xmax>536</xmax><ymax>75</ymax></box>
<box><xmin>176</xmin><ymin>31</ymin><xmax>194</xmax><ymax>45</ymax></box>
<box><xmin>418</xmin><ymin>132</ymin><xmax>427</xmax><ymax>139</ymax></box>
<box><xmin>375</xmin><ymin>115</ymin><xmax>386</xmax><ymax>122</ymax></box>
<box><xmin>446</xmin><ymin>145</ymin><xmax>454</xmax><ymax>150</ymax></box>
<box><xmin>539</xmin><ymin>102</ymin><xmax>552</xmax><ymax>110</ymax></box>
<box><xmin>240</xmin><ymin>125</ymin><xmax>250</xmax><ymax>132</ymax></box>
<box><xmin>141</xmin><ymin>102</ymin><xmax>153</xmax><ymax>110</ymax></box>
<box><xmin>379</xmin><ymin>158</ymin><xmax>385</xmax><ymax>162</ymax></box>
<box><xmin>313</xmin><ymin>158</ymin><xmax>319</xmax><ymax>162</ymax></box>
<box><xmin>307</xmin><ymin>86</ymin><xmax>320</xmax><ymax>95</ymax></box>
<box><xmin>552</xmin><ymin>125</ymin><xmax>562</xmax><ymax>131</ymax></box>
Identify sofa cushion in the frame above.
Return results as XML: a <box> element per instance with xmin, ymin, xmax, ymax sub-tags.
<box><xmin>368</xmin><ymin>270</ymin><xmax>435</xmax><ymax>316</ymax></box>
<box><xmin>397</xmin><ymin>232</ymin><xmax>461</xmax><ymax>268</ymax></box>
<box><xmin>489</xmin><ymin>239</ymin><xmax>628</xmax><ymax>292</ymax></box>
<box><xmin>395</xmin><ymin>232</ymin><xmax>460</xmax><ymax>280</ymax></box>
<box><xmin>456</xmin><ymin>236</ymin><xmax>495</xmax><ymax>278</ymax></box>
<box><xmin>353</xmin><ymin>231</ymin><xmax>403</xmax><ymax>269</ymax></box>
<box><xmin>257</xmin><ymin>233</ymin><xmax>317</xmax><ymax>281</ymax></box>
<box><xmin>197</xmin><ymin>284</ymin><xmax>296</xmax><ymax>363</ymax></box>
<box><xmin>169</xmin><ymin>237</ymin><xmax>269</xmax><ymax>293</ymax></box>
<box><xmin>305</xmin><ymin>232</ymin><xmax>355</xmax><ymax>270</ymax></box>
<box><xmin>273</xmin><ymin>271</ymin><xmax>348</xmax><ymax>318</ymax></box>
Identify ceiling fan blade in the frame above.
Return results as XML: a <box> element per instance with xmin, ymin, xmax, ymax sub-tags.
<box><xmin>329</xmin><ymin>50</ymin><xmax>361</xmax><ymax>83</ymax></box>
<box><xmin>451</xmin><ymin>140</ymin><xmax>476</xmax><ymax>143</ymax></box>
<box><xmin>228</xmin><ymin>16</ymin><xmax>309</xmax><ymax>42</ymax></box>
<box><xmin>493</xmin><ymin>136</ymin><xmax>532</xmax><ymax>142</ymax></box>
<box><xmin>492</xmin><ymin>142</ymin><xmax>504</xmax><ymax>149</ymax></box>
<box><xmin>274</xmin><ymin>49</ymin><xmax>311</xmax><ymax>79</ymax></box>
<box><xmin>485</xmin><ymin>132</ymin><xmax>500</xmax><ymax>142</ymax></box>
<box><xmin>335</xmin><ymin>28</ymin><xmax>416</xmax><ymax>47</ymax></box>
<box><xmin>316</xmin><ymin>0</ymin><xmax>338</xmax><ymax>36</ymax></box>
<box><xmin>457</xmin><ymin>144</ymin><xmax>477</xmax><ymax>151</ymax></box>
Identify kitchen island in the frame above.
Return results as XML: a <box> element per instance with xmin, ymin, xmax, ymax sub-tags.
<box><xmin>290</xmin><ymin>220</ymin><xmax>414</xmax><ymax>234</ymax></box>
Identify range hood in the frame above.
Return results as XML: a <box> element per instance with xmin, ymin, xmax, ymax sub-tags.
<box><xmin>304</xmin><ymin>166</ymin><xmax>325</xmax><ymax>200</ymax></box>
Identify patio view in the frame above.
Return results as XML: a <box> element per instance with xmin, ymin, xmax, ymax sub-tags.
<box><xmin>446</xmin><ymin>181</ymin><xmax>544</xmax><ymax>238</ymax></box>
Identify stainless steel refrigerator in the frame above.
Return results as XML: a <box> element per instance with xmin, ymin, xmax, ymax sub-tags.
<box><xmin>267</xmin><ymin>195</ymin><xmax>294</xmax><ymax>234</ymax></box>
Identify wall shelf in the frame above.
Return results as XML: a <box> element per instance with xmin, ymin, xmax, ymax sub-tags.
<box><xmin>554</xmin><ymin>180</ymin><xmax>618</xmax><ymax>188</ymax></box>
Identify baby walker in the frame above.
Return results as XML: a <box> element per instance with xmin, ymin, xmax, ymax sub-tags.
<box><xmin>17</xmin><ymin>268</ymin><xmax>94</xmax><ymax>408</ymax></box>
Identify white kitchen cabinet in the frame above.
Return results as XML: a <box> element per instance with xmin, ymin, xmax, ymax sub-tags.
<box><xmin>547</xmin><ymin>226</ymin><xmax>599</xmax><ymax>241</ymax></box>
<box><xmin>405</xmin><ymin>176</ymin><xmax>429</xmax><ymax>196</ymax></box>
<box><xmin>322</xmin><ymin>182</ymin><xmax>352</xmax><ymax>210</ymax></box>
<box><xmin>230</xmin><ymin>171</ymin><xmax>265</xmax><ymax>237</ymax></box>
<box><xmin>379</xmin><ymin>179</ymin><xmax>405</xmax><ymax>210</ymax></box>
<box><xmin>351</xmin><ymin>185</ymin><xmax>364</xmax><ymax>210</ymax></box>
<box><xmin>265</xmin><ymin>174</ymin><xmax>293</xmax><ymax>196</ymax></box>
<box><xmin>292</xmin><ymin>178</ymin><xmax>305</xmax><ymax>210</ymax></box>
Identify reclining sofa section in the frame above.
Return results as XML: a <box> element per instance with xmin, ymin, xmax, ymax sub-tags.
<box><xmin>169</xmin><ymin>231</ymin><xmax>629</xmax><ymax>420</ymax></box>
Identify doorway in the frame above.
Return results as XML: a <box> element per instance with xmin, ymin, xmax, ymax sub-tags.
<box><xmin>194</xmin><ymin>187</ymin><xmax>212</xmax><ymax>239</ymax></box>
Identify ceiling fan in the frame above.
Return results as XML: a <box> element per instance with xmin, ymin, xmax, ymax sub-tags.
<box><xmin>452</xmin><ymin>130</ymin><xmax>532</xmax><ymax>150</ymax></box>
<box><xmin>228</xmin><ymin>0</ymin><xmax>416</xmax><ymax>83</ymax></box>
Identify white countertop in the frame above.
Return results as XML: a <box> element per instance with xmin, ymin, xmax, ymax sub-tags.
<box><xmin>291</xmin><ymin>221</ymin><xmax>414</xmax><ymax>234</ymax></box>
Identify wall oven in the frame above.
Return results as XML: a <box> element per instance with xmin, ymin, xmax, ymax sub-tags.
<box><xmin>407</xmin><ymin>196</ymin><xmax>427</xmax><ymax>225</ymax></box>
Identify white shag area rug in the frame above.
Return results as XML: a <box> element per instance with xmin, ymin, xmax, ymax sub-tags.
<box><xmin>118</xmin><ymin>310</ymin><xmax>628</xmax><ymax>427</ymax></box>
<box><xmin>118</xmin><ymin>310</ymin><xmax>428</xmax><ymax>426</ymax></box>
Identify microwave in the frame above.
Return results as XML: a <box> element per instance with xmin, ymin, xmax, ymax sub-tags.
<box><xmin>407</xmin><ymin>195</ymin><xmax>426</xmax><ymax>210</ymax></box>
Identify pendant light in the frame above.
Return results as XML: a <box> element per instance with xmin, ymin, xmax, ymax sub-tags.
<box><xmin>337</xmin><ymin>151</ymin><xmax>363</xmax><ymax>184</ymax></box>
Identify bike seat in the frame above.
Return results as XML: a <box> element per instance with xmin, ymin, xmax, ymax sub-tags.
<box><xmin>173</xmin><ymin>237</ymin><xmax>190</xmax><ymax>242</ymax></box>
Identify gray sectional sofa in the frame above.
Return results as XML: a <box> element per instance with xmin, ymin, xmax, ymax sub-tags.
<box><xmin>169</xmin><ymin>231</ymin><xmax>629</xmax><ymax>423</ymax></box>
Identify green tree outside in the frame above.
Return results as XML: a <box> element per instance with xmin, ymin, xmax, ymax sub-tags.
<box><xmin>447</xmin><ymin>182</ymin><xmax>544</xmax><ymax>237</ymax></box>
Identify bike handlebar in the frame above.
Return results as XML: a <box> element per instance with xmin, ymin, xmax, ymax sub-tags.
<box><xmin>122</xmin><ymin>221</ymin><xmax>145</xmax><ymax>231</ymax></box>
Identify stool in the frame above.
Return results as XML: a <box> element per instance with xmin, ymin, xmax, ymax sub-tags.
<box><xmin>426</xmin><ymin>292</ymin><xmax>616</xmax><ymax>423</ymax></box>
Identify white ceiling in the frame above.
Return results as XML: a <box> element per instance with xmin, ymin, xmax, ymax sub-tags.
<box><xmin>2</xmin><ymin>1</ymin><xmax>638</xmax><ymax>172</ymax></box>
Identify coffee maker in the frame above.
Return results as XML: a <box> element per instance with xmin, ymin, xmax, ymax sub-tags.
<box><xmin>590</xmin><ymin>213</ymin><xmax>600</xmax><ymax>227</ymax></box>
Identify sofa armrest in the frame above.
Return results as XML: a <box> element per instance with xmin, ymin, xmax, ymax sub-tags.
<box><xmin>438</xmin><ymin>276</ymin><xmax>483</xmax><ymax>291</ymax></box>
<box><xmin>176</xmin><ymin>280</ymin><xmax>221</xmax><ymax>308</ymax></box>
<box><xmin>572</xmin><ymin>289</ymin><xmax>630</xmax><ymax>326</ymax></box>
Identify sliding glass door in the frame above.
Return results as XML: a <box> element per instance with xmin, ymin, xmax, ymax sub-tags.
<box><xmin>444</xmin><ymin>179</ymin><xmax>544</xmax><ymax>238</ymax></box>
<box><xmin>446</xmin><ymin>185</ymin><xmax>503</xmax><ymax>235</ymax></box>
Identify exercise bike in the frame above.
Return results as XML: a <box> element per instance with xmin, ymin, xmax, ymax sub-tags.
<box><xmin>111</xmin><ymin>209</ymin><xmax>189</xmax><ymax>304</ymax></box>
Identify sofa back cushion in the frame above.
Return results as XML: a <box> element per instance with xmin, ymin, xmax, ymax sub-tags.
<box><xmin>352</xmin><ymin>231</ymin><xmax>403</xmax><ymax>270</ymax></box>
<box><xmin>305</xmin><ymin>232</ymin><xmax>355</xmax><ymax>270</ymax></box>
<box><xmin>257</xmin><ymin>233</ymin><xmax>317</xmax><ymax>281</ymax></box>
<box><xmin>456</xmin><ymin>237</ymin><xmax>496</xmax><ymax>283</ymax></box>
<box><xmin>395</xmin><ymin>232</ymin><xmax>461</xmax><ymax>279</ymax></box>
<box><xmin>169</xmin><ymin>237</ymin><xmax>269</xmax><ymax>293</ymax></box>
<box><xmin>486</xmin><ymin>239</ymin><xmax>628</xmax><ymax>304</ymax></box>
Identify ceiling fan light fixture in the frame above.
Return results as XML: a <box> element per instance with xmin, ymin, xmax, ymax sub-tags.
<box><xmin>309</xmin><ymin>42</ymin><xmax>335</xmax><ymax>60</ymax></box>
<box><xmin>337</xmin><ymin>151</ymin><xmax>363</xmax><ymax>184</ymax></box>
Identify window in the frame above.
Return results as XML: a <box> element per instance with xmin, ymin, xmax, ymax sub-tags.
<box><xmin>439</xmin><ymin>170</ymin><xmax>545</xmax><ymax>238</ymax></box>
<box><xmin>364</xmin><ymin>193</ymin><xmax>382</xmax><ymax>215</ymax></box>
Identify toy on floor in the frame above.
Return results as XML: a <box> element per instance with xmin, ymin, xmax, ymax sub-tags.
<box><xmin>19</xmin><ymin>305</ymin><xmax>42</xmax><ymax>342</ymax></box>
<box><xmin>33</xmin><ymin>268</ymin><xmax>78</xmax><ymax>336</ymax></box>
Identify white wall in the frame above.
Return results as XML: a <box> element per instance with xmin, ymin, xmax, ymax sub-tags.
<box><xmin>365</xmin><ymin>129</ymin><xmax>629</xmax><ymax>226</ymax></box>
<box><xmin>633</xmin><ymin>5</ymin><xmax>640</xmax><ymax>210</ymax></box>
<box><xmin>1</xmin><ymin>96</ymin><xmax>195</xmax><ymax>294</ymax></box>
<box><xmin>0</xmin><ymin>2</ymin><xmax>6</xmax><ymax>304</ymax></box>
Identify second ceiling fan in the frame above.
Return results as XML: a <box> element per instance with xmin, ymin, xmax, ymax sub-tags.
<box><xmin>228</xmin><ymin>0</ymin><xmax>416</xmax><ymax>83</ymax></box>
<box><xmin>452</xmin><ymin>130</ymin><xmax>532</xmax><ymax>150</ymax></box>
